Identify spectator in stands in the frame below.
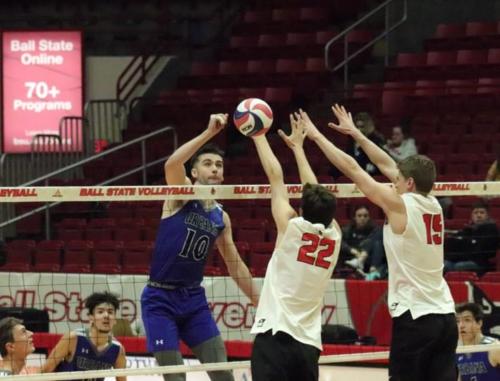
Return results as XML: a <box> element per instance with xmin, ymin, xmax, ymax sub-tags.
<box><xmin>0</xmin><ymin>317</ymin><xmax>35</xmax><ymax>375</ymax></box>
<box><xmin>341</xmin><ymin>205</ymin><xmax>386</xmax><ymax>280</ymax></box>
<box><xmin>384</xmin><ymin>124</ymin><xmax>418</xmax><ymax>162</ymax></box>
<box><xmin>444</xmin><ymin>201</ymin><xmax>499</xmax><ymax>272</ymax></box>
<box><xmin>329</xmin><ymin>112</ymin><xmax>386</xmax><ymax>179</ymax></box>
<box><xmin>485</xmin><ymin>145</ymin><xmax>500</xmax><ymax>182</ymax></box>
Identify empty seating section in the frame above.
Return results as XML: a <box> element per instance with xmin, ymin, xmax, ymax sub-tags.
<box><xmin>5</xmin><ymin>7</ymin><xmax>499</xmax><ymax>280</ymax></box>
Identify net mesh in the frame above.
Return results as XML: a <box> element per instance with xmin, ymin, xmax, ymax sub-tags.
<box><xmin>0</xmin><ymin>184</ymin><xmax>499</xmax><ymax>381</ymax></box>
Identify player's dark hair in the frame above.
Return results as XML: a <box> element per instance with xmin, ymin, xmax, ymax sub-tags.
<box><xmin>398</xmin><ymin>155</ymin><xmax>436</xmax><ymax>196</ymax></box>
<box><xmin>301</xmin><ymin>183</ymin><xmax>337</xmax><ymax>227</ymax></box>
<box><xmin>190</xmin><ymin>143</ymin><xmax>225</xmax><ymax>169</ymax></box>
<box><xmin>0</xmin><ymin>317</ymin><xmax>22</xmax><ymax>357</ymax></box>
<box><xmin>456</xmin><ymin>303</ymin><xmax>484</xmax><ymax>322</ymax></box>
<box><xmin>85</xmin><ymin>292</ymin><xmax>120</xmax><ymax>315</ymax></box>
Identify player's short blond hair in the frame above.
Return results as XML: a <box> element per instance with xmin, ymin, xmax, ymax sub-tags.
<box><xmin>398</xmin><ymin>155</ymin><xmax>436</xmax><ymax>196</ymax></box>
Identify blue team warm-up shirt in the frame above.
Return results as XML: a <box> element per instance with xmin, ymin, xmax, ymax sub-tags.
<box><xmin>55</xmin><ymin>329</ymin><xmax>121</xmax><ymax>380</ymax></box>
<box><xmin>457</xmin><ymin>336</ymin><xmax>500</xmax><ymax>381</ymax></box>
<box><xmin>149</xmin><ymin>200</ymin><xmax>225</xmax><ymax>286</ymax></box>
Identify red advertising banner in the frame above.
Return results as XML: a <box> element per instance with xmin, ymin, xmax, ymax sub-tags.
<box><xmin>2</xmin><ymin>31</ymin><xmax>83</xmax><ymax>153</ymax></box>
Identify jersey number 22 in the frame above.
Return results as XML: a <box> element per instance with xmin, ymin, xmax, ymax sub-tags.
<box><xmin>297</xmin><ymin>232</ymin><xmax>336</xmax><ymax>269</ymax></box>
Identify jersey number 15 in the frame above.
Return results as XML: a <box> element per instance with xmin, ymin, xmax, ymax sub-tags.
<box><xmin>422</xmin><ymin>213</ymin><xmax>443</xmax><ymax>245</ymax></box>
<box><xmin>297</xmin><ymin>232</ymin><xmax>336</xmax><ymax>269</ymax></box>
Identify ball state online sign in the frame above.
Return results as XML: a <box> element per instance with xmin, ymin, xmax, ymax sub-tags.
<box><xmin>2</xmin><ymin>31</ymin><xmax>83</xmax><ymax>153</ymax></box>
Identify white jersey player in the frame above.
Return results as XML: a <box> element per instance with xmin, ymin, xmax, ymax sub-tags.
<box><xmin>250</xmin><ymin>112</ymin><xmax>341</xmax><ymax>381</ymax></box>
<box><xmin>304</xmin><ymin>105</ymin><xmax>457</xmax><ymax>381</ymax></box>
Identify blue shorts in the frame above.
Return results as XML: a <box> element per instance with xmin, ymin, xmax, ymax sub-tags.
<box><xmin>141</xmin><ymin>285</ymin><xmax>220</xmax><ymax>352</ymax></box>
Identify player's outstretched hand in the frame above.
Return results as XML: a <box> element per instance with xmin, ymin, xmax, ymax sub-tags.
<box><xmin>328</xmin><ymin>104</ymin><xmax>361</xmax><ymax>139</ymax></box>
<box><xmin>296</xmin><ymin>109</ymin><xmax>322</xmax><ymax>141</ymax></box>
<box><xmin>278</xmin><ymin>112</ymin><xmax>307</xmax><ymax>149</ymax></box>
<box><xmin>207</xmin><ymin>113</ymin><xmax>228</xmax><ymax>135</ymax></box>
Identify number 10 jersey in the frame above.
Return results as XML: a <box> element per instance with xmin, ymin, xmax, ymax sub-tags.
<box><xmin>251</xmin><ymin>216</ymin><xmax>341</xmax><ymax>350</ymax></box>
<box><xmin>149</xmin><ymin>200</ymin><xmax>225</xmax><ymax>287</ymax></box>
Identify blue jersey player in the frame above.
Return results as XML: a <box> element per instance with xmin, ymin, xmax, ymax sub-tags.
<box><xmin>456</xmin><ymin>303</ymin><xmax>500</xmax><ymax>381</ymax></box>
<box><xmin>42</xmin><ymin>292</ymin><xmax>127</xmax><ymax>381</ymax></box>
<box><xmin>141</xmin><ymin>113</ymin><xmax>258</xmax><ymax>381</ymax></box>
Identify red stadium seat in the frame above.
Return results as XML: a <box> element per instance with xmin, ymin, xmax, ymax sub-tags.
<box><xmin>86</xmin><ymin>218</ymin><xmax>116</xmax><ymax>241</ymax></box>
<box><xmin>445</xmin><ymin>271</ymin><xmax>479</xmax><ymax>282</ymax></box>
<box><xmin>480</xmin><ymin>272</ymin><xmax>500</xmax><ymax>282</ymax></box>
<box><xmin>120</xmin><ymin>241</ymin><xmax>154</xmax><ymax>274</ymax></box>
<box><xmin>93</xmin><ymin>240</ymin><xmax>124</xmax><ymax>273</ymax></box>
<box><xmin>272</xmin><ymin>8</ymin><xmax>300</xmax><ymax>23</ymax></box>
<box><xmin>62</xmin><ymin>240</ymin><xmax>93</xmax><ymax>273</ymax></box>
<box><xmin>435</xmin><ymin>23</ymin><xmax>466</xmax><ymax>38</ymax></box>
<box><xmin>114</xmin><ymin>217</ymin><xmax>145</xmax><ymax>241</ymax></box>
<box><xmin>236</xmin><ymin>219</ymin><xmax>269</xmax><ymax>243</ymax></box>
<box><xmin>2</xmin><ymin>240</ymin><xmax>35</xmax><ymax>271</ymax></box>
<box><xmin>56</xmin><ymin>218</ymin><xmax>87</xmax><ymax>241</ymax></box>
<box><xmin>33</xmin><ymin>241</ymin><xmax>64</xmax><ymax>272</ymax></box>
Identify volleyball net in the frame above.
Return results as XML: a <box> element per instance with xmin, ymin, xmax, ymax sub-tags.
<box><xmin>0</xmin><ymin>182</ymin><xmax>499</xmax><ymax>381</ymax></box>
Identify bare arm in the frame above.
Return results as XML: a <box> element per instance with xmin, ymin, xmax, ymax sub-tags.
<box><xmin>115</xmin><ymin>345</ymin><xmax>127</xmax><ymax>381</ymax></box>
<box><xmin>278</xmin><ymin>112</ymin><xmax>318</xmax><ymax>185</ymax></box>
<box><xmin>41</xmin><ymin>332</ymin><xmax>76</xmax><ymax>373</ymax></box>
<box><xmin>164</xmin><ymin>113</ymin><xmax>228</xmax><ymax>186</ymax></box>
<box><xmin>328</xmin><ymin>105</ymin><xmax>399</xmax><ymax>182</ymax></box>
<box><xmin>489</xmin><ymin>348</ymin><xmax>500</xmax><ymax>367</ymax></box>
<box><xmin>306</xmin><ymin>108</ymin><xmax>406</xmax><ymax>231</ymax></box>
<box><xmin>217</xmin><ymin>212</ymin><xmax>258</xmax><ymax>306</ymax></box>
<box><xmin>252</xmin><ymin>135</ymin><xmax>296</xmax><ymax>235</ymax></box>
<box><xmin>486</xmin><ymin>161</ymin><xmax>498</xmax><ymax>181</ymax></box>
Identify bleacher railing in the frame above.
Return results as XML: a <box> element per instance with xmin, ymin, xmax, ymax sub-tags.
<box><xmin>0</xmin><ymin>126</ymin><xmax>178</xmax><ymax>240</ymax></box>
<box><xmin>325</xmin><ymin>0</ymin><xmax>408</xmax><ymax>89</ymax></box>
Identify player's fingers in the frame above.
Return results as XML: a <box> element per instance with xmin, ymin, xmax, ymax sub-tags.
<box><xmin>278</xmin><ymin>129</ymin><xmax>293</xmax><ymax>146</ymax></box>
<box><xmin>328</xmin><ymin>122</ymin><xmax>340</xmax><ymax>130</ymax></box>
<box><xmin>289</xmin><ymin>114</ymin><xmax>297</xmax><ymax>130</ymax></box>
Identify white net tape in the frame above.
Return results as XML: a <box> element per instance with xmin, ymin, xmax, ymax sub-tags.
<box><xmin>0</xmin><ymin>181</ymin><xmax>499</xmax><ymax>202</ymax></box>
<box><xmin>2</xmin><ymin>344</ymin><xmax>500</xmax><ymax>381</ymax></box>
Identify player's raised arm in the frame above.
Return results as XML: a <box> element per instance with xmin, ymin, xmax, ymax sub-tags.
<box><xmin>278</xmin><ymin>112</ymin><xmax>317</xmax><ymax>185</ymax></box>
<box><xmin>164</xmin><ymin>113</ymin><xmax>228</xmax><ymax>186</ymax></box>
<box><xmin>328</xmin><ymin>104</ymin><xmax>399</xmax><ymax>183</ymax></box>
<box><xmin>303</xmin><ymin>108</ymin><xmax>405</xmax><ymax>219</ymax></box>
<box><xmin>252</xmin><ymin>134</ymin><xmax>296</xmax><ymax>235</ymax></box>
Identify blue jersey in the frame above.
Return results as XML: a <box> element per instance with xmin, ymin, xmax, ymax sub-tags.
<box><xmin>149</xmin><ymin>200</ymin><xmax>225</xmax><ymax>287</ymax></box>
<box><xmin>457</xmin><ymin>337</ymin><xmax>500</xmax><ymax>381</ymax></box>
<box><xmin>56</xmin><ymin>329</ymin><xmax>121</xmax><ymax>381</ymax></box>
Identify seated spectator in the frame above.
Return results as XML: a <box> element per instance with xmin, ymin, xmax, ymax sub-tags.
<box><xmin>384</xmin><ymin>124</ymin><xmax>417</xmax><ymax>162</ymax></box>
<box><xmin>340</xmin><ymin>205</ymin><xmax>386</xmax><ymax>280</ymax></box>
<box><xmin>445</xmin><ymin>201</ymin><xmax>499</xmax><ymax>272</ymax></box>
<box><xmin>329</xmin><ymin>112</ymin><xmax>386</xmax><ymax>178</ymax></box>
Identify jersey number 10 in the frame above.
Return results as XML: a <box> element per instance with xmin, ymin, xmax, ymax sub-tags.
<box><xmin>297</xmin><ymin>232</ymin><xmax>336</xmax><ymax>269</ymax></box>
<box><xmin>422</xmin><ymin>213</ymin><xmax>443</xmax><ymax>245</ymax></box>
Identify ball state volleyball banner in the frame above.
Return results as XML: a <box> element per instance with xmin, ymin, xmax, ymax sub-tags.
<box><xmin>2</xmin><ymin>31</ymin><xmax>83</xmax><ymax>153</ymax></box>
<box><xmin>0</xmin><ymin>273</ymin><xmax>499</xmax><ymax>346</ymax></box>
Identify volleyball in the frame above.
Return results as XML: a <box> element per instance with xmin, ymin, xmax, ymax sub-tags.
<box><xmin>233</xmin><ymin>98</ymin><xmax>273</xmax><ymax>137</ymax></box>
